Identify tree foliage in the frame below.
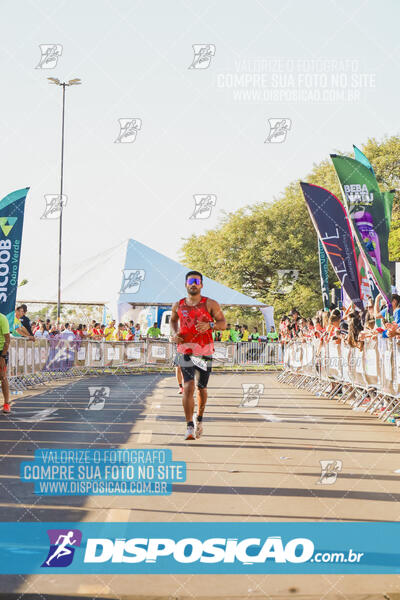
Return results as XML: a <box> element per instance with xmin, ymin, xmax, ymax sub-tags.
<box><xmin>180</xmin><ymin>136</ymin><xmax>400</xmax><ymax>320</ymax></box>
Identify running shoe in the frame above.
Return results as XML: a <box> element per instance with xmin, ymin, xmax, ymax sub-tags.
<box><xmin>2</xmin><ymin>403</ymin><xmax>11</xmax><ymax>414</ymax></box>
<box><xmin>184</xmin><ymin>425</ymin><xmax>195</xmax><ymax>440</ymax></box>
<box><xmin>193</xmin><ymin>413</ymin><xmax>203</xmax><ymax>439</ymax></box>
<box><xmin>195</xmin><ymin>421</ymin><xmax>203</xmax><ymax>439</ymax></box>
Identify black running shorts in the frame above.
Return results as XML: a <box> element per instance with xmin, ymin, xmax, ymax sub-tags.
<box><xmin>177</xmin><ymin>353</ymin><xmax>212</xmax><ymax>388</ymax></box>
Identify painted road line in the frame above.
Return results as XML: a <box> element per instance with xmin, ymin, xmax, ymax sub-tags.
<box><xmin>144</xmin><ymin>401</ymin><xmax>161</xmax><ymax>423</ymax></box>
<box><xmin>137</xmin><ymin>430</ymin><xmax>152</xmax><ymax>443</ymax></box>
<box><xmin>144</xmin><ymin>414</ymin><xmax>157</xmax><ymax>423</ymax></box>
<box><xmin>105</xmin><ymin>509</ymin><xmax>131</xmax><ymax>522</ymax></box>
<box><xmin>0</xmin><ymin>502</ymin><xmax>89</xmax><ymax>511</ymax></box>
<box><xmin>77</xmin><ymin>584</ymin><xmax>112</xmax><ymax>594</ymax></box>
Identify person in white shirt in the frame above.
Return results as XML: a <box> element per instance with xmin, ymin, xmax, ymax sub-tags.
<box><xmin>34</xmin><ymin>323</ymin><xmax>49</xmax><ymax>339</ymax></box>
<box><xmin>134</xmin><ymin>323</ymin><xmax>141</xmax><ymax>342</ymax></box>
<box><xmin>59</xmin><ymin>323</ymin><xmax>76</xmax><ymax>341</ymax></box>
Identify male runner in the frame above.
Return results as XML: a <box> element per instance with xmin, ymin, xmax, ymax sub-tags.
<box><xmin>170</xmin><ymin>271</ymin><xmax>226</xmax><ymax>440</ymax></box>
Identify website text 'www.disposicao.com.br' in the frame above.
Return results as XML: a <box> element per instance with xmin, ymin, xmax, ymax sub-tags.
<box><xmin>37</xmin><ymin>480</ymin><xmax>167</xmax><ymax>495</ymax></box>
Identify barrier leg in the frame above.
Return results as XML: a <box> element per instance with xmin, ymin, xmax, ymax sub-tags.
<box><xmin>350</xmin><ymin>389</ymin><xmax>369</xmax><ymax>408</ymax></box>
<box><xmin>295</xmin><ymin>375</ymin><xmax>308</xmax><ymax>388</ymax></box>
<box><xmin>366</xmin><ymin>392</ymin><xmax>384</xmax><ymax>413</ymax></box>
<box><xmin>315</xmin><ymin>381</ymin><xmax>332</xmax><ymax>397</ymax></box>
<box><xmin>378</xmin><ymin>397</ymin><xmax>400</xmax><ymax>422</ymax></box>
<box><xmin>327</xmin><ymin>383</ymin><xmax>342</xmax><ymax>400</ymax></box>
<box><xmin>339</xmin><ymin>385</ymin><xmax>356</xmax><ymax>404</ymax></box>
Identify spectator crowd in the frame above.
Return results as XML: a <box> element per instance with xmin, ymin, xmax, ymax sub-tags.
<box><xmin>10</xmin><ymin>308</ymin><xmax>280</xmax><ymax>344</ymax></box>
<box><xmin>11</xmin><ymin>308</ymin><xmax>151</xmax><ymax>342</ymax></box>
<box><xmin>213</xmin><ymin>324</ymin><xmax>278</xmax><ymax>343</ymax></box>
<box><xmin>278</xmin><ymin>292</ymin><xmax>400</xmax><ymax>350</ymax></box>
<box><xmin>14</xmin><ymin>294</ymin><xmax>400</xmax><ymax>349</ymax></box>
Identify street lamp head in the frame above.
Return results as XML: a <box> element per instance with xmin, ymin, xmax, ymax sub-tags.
<box><xmin>47</xmin><ymin>77</ymin><xmax>82</xmax><ymax>86</ymax></box>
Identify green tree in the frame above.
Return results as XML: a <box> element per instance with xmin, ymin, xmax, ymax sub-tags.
<box><xmin>180</xmin><ymin>136</ymin><xmax>400</xmax><ymax>320</ymax></box>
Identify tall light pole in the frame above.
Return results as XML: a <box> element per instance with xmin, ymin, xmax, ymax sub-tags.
<box><xmin>47</xmin><ymin>77</ymin><xmax>82</xmax><ymax>323</ymax></box>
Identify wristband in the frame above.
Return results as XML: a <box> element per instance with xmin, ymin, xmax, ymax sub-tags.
<box><xmin>209</xmin><ymin>322</ymin><xmax>215</xmax><ymax>329</ymax></box>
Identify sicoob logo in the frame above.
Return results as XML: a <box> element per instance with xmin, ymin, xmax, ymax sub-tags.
<box><xmin>41</xmin><ymin>529</ymin><xmax>82</xmax><ymax>567</ymax></box>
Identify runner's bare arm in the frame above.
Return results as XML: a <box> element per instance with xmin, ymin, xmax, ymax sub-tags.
<box><xmin>170</xmin><ymin>302</ymin><xmax>184</xmax><ymax>343</ymax></box>
<box><xmin>196</xmin><ymin>299</ymin><xmax>226</xmax><ymax>332</ymax></box>
<box><xmin>1</xmin><ymin>333</ymin><xmax>10</xmax><ymax>356</ymax></box>
<box><xmin>208</xmin><ymin>299</ymin><xmax>226</xmax><ymax>329</ymax></box>
<box><xmin>0</xmin><ymin>332</ymin><xmax>9</xmax><ymax>372</ymax></box>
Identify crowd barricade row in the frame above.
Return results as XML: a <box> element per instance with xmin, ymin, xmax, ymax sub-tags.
<box><xmin>351</xmin><ymin>346</ymin><xmax>367</xmax><ymax>389</ymax></box>
<box><xmin>212</xmin><ymin>342</ymin><xmax>235</xmax><ymax>366</ymax></box>
<box><xmin>87</xmin><ymin>340</ymin><xmax>104</xmax><ymax>369</ymax></box>
<box><xmin>5</xmin><ymin>338</ymin><xmax>281</xmax><ymax>391</ymax></box>
<box><xmin>279</xmin><ymin>337</ymin><xmax>400</xmax><ymax>426</ymax></box>
<box><xmin>146</xmin><ymin>340</ymin><xmax>175</xmax><ymax>366</ymax></box>
<box><xmin>235</xmin><ymin>341</ymin><xmax>281</xmax><ymax>366</ymax></box>
<box><xmin>75</xmin><ymin>340</ymin><xmax>88</xmax><ymax>369</ymax></box>
<box><xmin>122</xmin><ymin>342</ymin><xmax>146</xmax><ymax>367</ymax></box>
<box><xmin>327</xmin><ymin>340</ymin><xmax>341</xmax><ymax>381</ymax></box>
<box><xmin>303</xmin><ymin>340</ymin><xmax>317</xmax><ymax>378</ymax></box>
<box><xmin>364</xmin><ymin>338</ymin><xmax>379</xmax><ymax>389</ymax></box>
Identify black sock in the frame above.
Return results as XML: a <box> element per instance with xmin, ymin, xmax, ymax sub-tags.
<box><xmin>187</xmin><ymin>421</ymin><xmax>194</xmax><ymax>427</ymax></box>
<box><xmin>197</xmin><ymin>415</ymin><xmax>203</xmax><ymax>422</ymax></box>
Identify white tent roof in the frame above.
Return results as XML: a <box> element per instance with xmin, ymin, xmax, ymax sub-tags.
<box><xmin>18</xmin><ymin>239</ymin><xmax>267</xmax><ymax>308</ymax></box>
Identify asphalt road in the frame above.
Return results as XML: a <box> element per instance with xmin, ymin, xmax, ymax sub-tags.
<box><xmin>0</xmin><ymin>370</ymin><xmax>400</xmax><ymax>599</ymax></box>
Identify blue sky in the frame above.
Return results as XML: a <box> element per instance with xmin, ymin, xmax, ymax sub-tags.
<box><xmin>0</xmin><ymin>0</ymin><xmax>399</xmax><ymax>289</ymax></box>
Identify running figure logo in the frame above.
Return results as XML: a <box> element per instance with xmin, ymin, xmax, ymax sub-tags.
<box><xmin>120</xmin><ymin>269</ymin><xmax>146</xmax><ymax>294</ymax></box>
<box><xmin>41</xmin><ymin>195</ymin><xmax>67</xmax><ymax>220</ymax></box>
<box><xmin>41</xmin><ymin>529</ymin><xmax>82</xmax><ymax>567</ymax></box>
<box><xmin>86</xmin><ymin>386</ymin><xmax>110</xmax><ymax>411</ymax></box>
<box><xmin>264</xmin><ymin>118</ymin><xmax>292</xmax><ymax>143</ymax></box>
<box><xmin>240</xmin><ymin>383</ymin><xmax>264</xmax><ymax>408</ymax></box>
<box><xmin>36</xmin><ymin>44</ymin><xmax>63</xmax><ymax>69</ymax></box>
<box><xmin>317</xmin><ymin>460</ymin><xmax>342</xmax><ymax>485</ymax></box>
<box><xmin>189</xmin><ymin>195</ymin><xmax>217</xmax><ymax>220</ymax></box>
<box><xmin>188</xmin><ymin>44</ymin><xmax>216</xmax><ymax>69</ymax></box>
<box><xmin>114</xmin><ymin>118</ymin><xmax>142</xmax><ymax>143</ymax></box>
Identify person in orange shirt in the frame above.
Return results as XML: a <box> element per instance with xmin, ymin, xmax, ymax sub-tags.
<box><xmin>126</xmin><ymin>327</ymin><xmax>134</xmax><ymax>341</ymax></box>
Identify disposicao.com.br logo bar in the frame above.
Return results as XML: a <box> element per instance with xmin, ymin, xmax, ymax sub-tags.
<box><xmin>0</xmin><ymin>523</ymin><xmax>398</xmax><ymax>574</ymax></box>
<box><xmin>82</xmin><ymin>536</ymin><xmax>363</xmax><ymax>567</ymax></box>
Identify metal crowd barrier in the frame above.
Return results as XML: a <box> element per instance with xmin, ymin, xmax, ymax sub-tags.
<box><xmin>278</xmin><ymin>338</ymin><xmax>400</xmax><ymax>426</ymax></box>
<box><xmin>6</xmin><ymin>338</ymin><xmax>282</xmax><ymax>391</ymax></box>
<box><xmin>235</xmin><ymin>341</ymin><xmax>282</xmax><ymax>365</ymax></box>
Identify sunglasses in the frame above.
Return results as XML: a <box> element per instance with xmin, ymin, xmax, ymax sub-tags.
<box><xmin>187</xmin><ymin>277</ymin><xmax>201</xmax><ymax>285</ymax></box>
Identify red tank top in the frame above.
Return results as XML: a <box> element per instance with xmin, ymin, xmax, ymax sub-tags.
<box><xmin>177</xmin><ymin>296</ymin><xmax>214</xmax><ymax>356</ymax></box>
